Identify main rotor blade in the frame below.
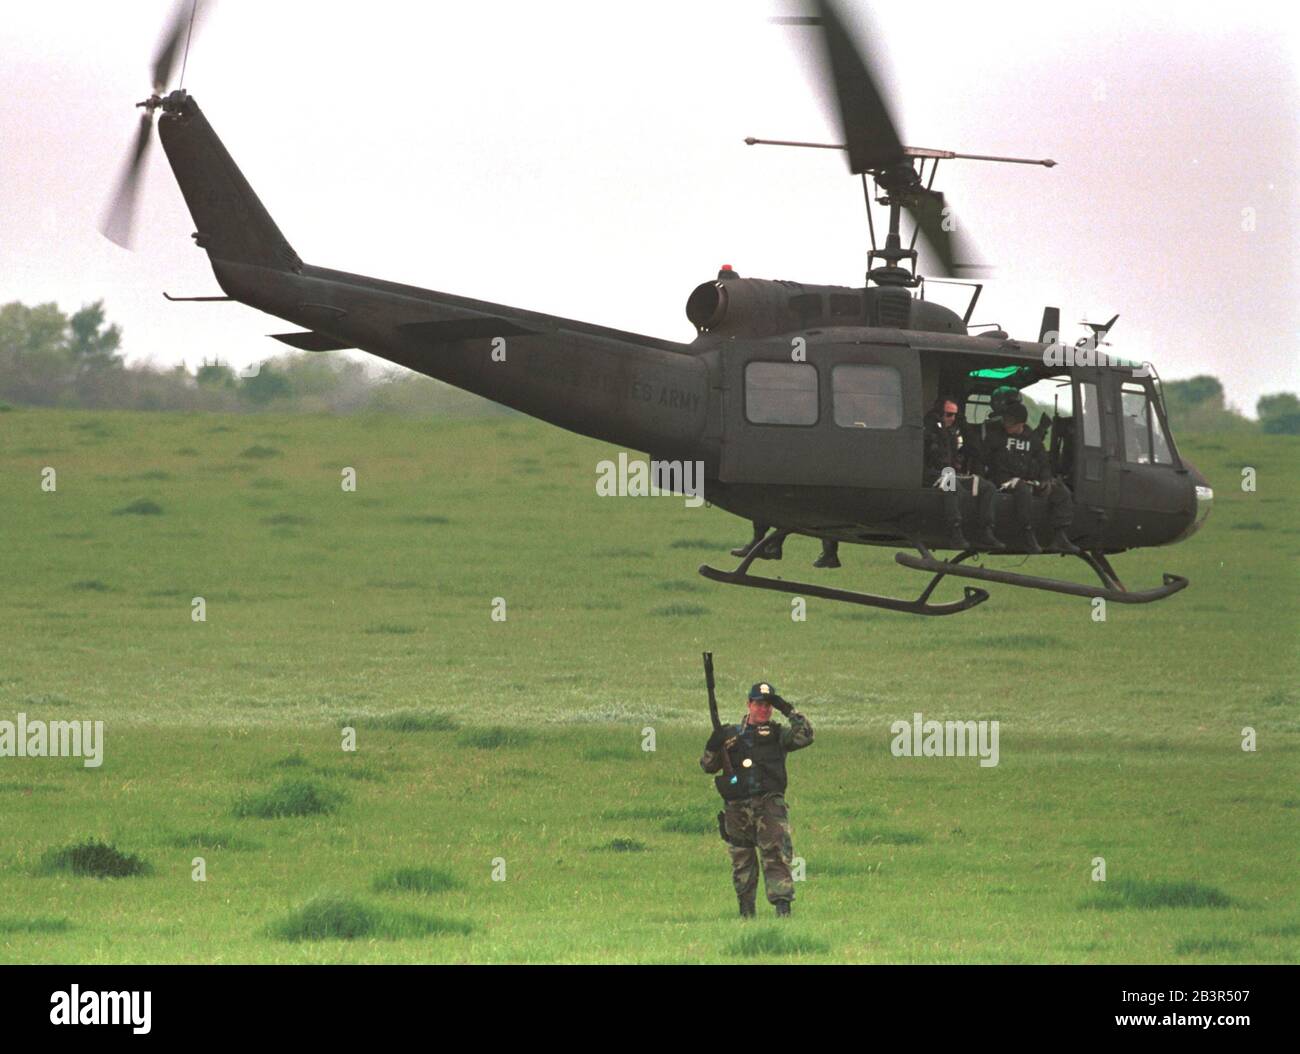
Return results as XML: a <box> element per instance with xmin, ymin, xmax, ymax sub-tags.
<box><xmin>902</xmin><ymin>187</ymin><xmax>989</xmax><ymax>279</ymax></box>
<box><xmin>776</xmin><ymin>1</ymin><xmax>905</xmax><ymax>174</ymax></box>
<box><xmin>100</xmin><ymin>112</ymin><xmax>154</xmax><ymax>249</ymax></box>
<box><xmin>152</xmin><ymin>0</ymin><xmax>197</xmax><ymax>94</ymax></box>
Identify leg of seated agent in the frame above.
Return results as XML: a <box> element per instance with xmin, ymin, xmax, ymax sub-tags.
<box><xmin>813</xmin><ymin>538</ymin><xmax>841</xmax><ymax>569</ymax></box>
<box><xmin>1013</xmin><ymin>481</ymin><xmax>1042</xmax><ymax>553</ymax></box>
<box><xmin>967</xmin><ymin>476</ymin><xmax>1004</xmax><ymax>549</ymax></box>
<box><xmin>1046</xmin><ymin>480</ymin><xmax>1080</xmax><ymax>553</ymax></box>
<box><xmin>732</xmin><ymin>521</ymin><xmax>770</xmax><ymax>558</ymax></box>
<box><xmin>941</xmin><ymin>487</ymin><xmax>969</xmax><ymax>550</ymax></box>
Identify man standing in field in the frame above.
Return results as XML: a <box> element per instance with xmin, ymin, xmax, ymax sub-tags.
<box><xmin>700</xmin><ymin>681</ymin><xmax>814</xmax><ymax>918</ymax></box>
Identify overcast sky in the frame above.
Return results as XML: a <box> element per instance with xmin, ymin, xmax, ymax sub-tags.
<box><xmin>3</xmin><ymin>1</ymin><xmax>1296</xmax><ymax>414</ymax></box>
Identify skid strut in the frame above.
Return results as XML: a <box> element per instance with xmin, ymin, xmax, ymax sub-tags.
<box><xmin>894</xmin><ymin>547</ymin><xmax>1188</xmax><ymax>604</ymax></box>
<box><xmin>698</xmin><ymin>529</ymin><xmax>989</xmax><ymax>616</ymax></box>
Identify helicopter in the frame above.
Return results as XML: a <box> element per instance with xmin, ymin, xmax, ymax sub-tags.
<box><xmin>102</xmin><ymin>0</ymin><xmax>1212</xmax><ymax>617</ymax></box>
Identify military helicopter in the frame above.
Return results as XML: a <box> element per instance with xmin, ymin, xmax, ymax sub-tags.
<box><xmin>102</xmin><ymin>1</ymin><xmax>1212</xmax><ymax>616</ymax></box>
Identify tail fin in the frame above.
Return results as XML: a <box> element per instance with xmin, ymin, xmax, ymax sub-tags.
<box><xmin>157</xmin><ymin>92</ymin><xmax>302</xmax><ymax>272</ymax></box>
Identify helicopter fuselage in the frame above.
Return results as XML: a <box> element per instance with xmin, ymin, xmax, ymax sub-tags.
<box><xmin>159</xmin><ymin>91</ymin><xmax>1209</xmax><ymax>561</ymax></box>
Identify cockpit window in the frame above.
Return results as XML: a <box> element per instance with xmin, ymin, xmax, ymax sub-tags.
<box><xmin>1121</xmin><ymin>383</ymin><xmax>1172</xmax><ymax>465</ymax></box>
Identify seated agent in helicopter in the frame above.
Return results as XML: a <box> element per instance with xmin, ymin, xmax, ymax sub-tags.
<box><xmin>984</xmin><ymin>402</ymin><xmax>1080</xmax><ymax>555</ymax></box>
<box><xmin>925</xmin><ymin>397</ymin><xmax>1003</xmax><ymax>550</ymax></box>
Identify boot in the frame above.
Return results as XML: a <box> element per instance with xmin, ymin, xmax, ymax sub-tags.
<box><xmin>738</xmin><ymin>894</ymin><xmax>756</xmax><ymax>919</ymax></box>
<box><xmin>1022</xmin><ymin>528</ymin><xmax>1043</xmax><ymax>555</ymax></box>
<box><xmin>946</xmin><ymin>525</ymin><xmax>971</xmax><ymax>551</ymax></box>
<box><xmin>731</xmin><ymin>534</ymin><xmax>782</xmax><ymax>560</ymax></box>
<box><xmin>1050</xmin><ymin>528</ymin><xmax>1081</xmax><ymax>555</ymax></box>
<box><xmin>813</xmin><ymin>541</ymin><xmax>841</xmax><ymax>569</ymax></box>
<box><xmin>774</xmin><ymin>899</ymin><xmax>792</xmax><ymax>918</ymax></box>
<box><xmin>972</xmin><ymin>524</ymin><xmax>1005</xmax><ymax>550</ymax></box>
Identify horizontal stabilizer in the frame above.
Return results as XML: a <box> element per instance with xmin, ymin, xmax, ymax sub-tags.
<box><xmin>271</xmin><ymin>331</ymin><xmax>354</xmax><ymax>352</ymax></box>
<box><xmin>398</xmin><ymin>317</ymin><xmax>539</xmax><ymax>343</ymax></box>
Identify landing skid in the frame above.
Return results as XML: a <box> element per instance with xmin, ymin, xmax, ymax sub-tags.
<box><xmin>894</xmin><ymin>546</ymin><xmax>1188</xmax><ymax>604</ymax></box>
<box><xmin>698</xmin><ymin>530</ymin><xmax>990</xmax><ymax>616</ymax></box>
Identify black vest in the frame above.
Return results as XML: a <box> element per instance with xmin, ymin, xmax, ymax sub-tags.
<box><xmin>715</xmin><ymin>720</ymin><xmax>788</xmax><ymax>801</ymax></box>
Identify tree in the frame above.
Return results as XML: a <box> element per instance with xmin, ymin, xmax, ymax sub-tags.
<box><xmin>1163</xmin><ymin>375</ymin><xmax>1224</xmax><ymax>412</ymax></box>
<box><xmin>196</xmin><ymin>358</ymin><xmax>237</xmax><ymax>388</ymax></box>
<box><xmin>66</xmin><ymin>301</ymin><xmax>123</xmax><ymax>375</ymax></box>
<box><xmin>1257</xmin><ymin>392</ymin><xmax>1300</xmax><ymax>435</ymax></box>
<box><xmin>240</xmin><ymin>363</ymin><xmax>292</xmax><ymax>405</ymax></box>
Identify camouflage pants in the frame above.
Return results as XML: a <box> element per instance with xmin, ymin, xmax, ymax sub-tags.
<box><xmin>724</xmin><ymin>793</ymin><xmax>795</xmax><ymax>904</ymax></box>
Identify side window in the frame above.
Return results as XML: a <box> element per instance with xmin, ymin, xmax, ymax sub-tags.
<box><xmin>1121</xmin><ymin>384</ymin><xmax>1152</xmax><ymax>464</ymax></box>
<box><xmin>1079</xmin><ymin>382</ymin><xmax>1102</xmax><ymax>447</ymax></box>
<box><xmin>832</xmin><ymin>365</ymin><xmax>902</xmax><ymax>429</ymax></box>
<box><xmin>744</xmin><ymin>362</ymin><xmax>818</xmax><ymax>426</ymax></box>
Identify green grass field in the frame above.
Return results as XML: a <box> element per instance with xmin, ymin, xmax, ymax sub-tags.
<box><xmin>0</xmin><ymin>409</ymin><xmax>1296</xmax><ymax>963</ymax></box>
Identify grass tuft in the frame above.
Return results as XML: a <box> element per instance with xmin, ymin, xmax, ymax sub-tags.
<box><xmin>1079</xmin><ymin>878</ymin><xmax>1233</xmax><ymax>911</ymax></box>
<box><xmin>357</xmin><ymin>711</ymin><xmax>459</xmax><ymax>733</ymax></box>
<box><xmin>70</xmin><ymin>579</ymin><xmax>111</xmax><ymax>592</ymax></box>
<box><xmin>600</xmin><ymin>838</ymin><xmax>647</xmax><ymax>852</ymax></box>
<box><xmin>269</xmin><ymin>895</ymin><xmax>472</xmax><ymax>941</ymax></box>
<box><xmin>372</xmin><ymin>867</ymin><xmax>461</xmax><ymax>894</ymax></box>
<box><xmin>240</xmin><ymin>445</ymin><xmax>281</xmax><ymax>459</ymax></box>
<box><xmin>0</xmin><ymin>917</ymin><xmax>72</xmax><ymax>934</ymax></box>
<box><xmin>37</xmin><ymin>839</ymin><xmax>150</xmax><ymax>878</ymax></box>
<box><xmin>456</xmin><ymin>726</ymin><xmax>535</xmax><ymax>750</ymax></box>
<box><xmin>729</xmin><ymin>927</ymin><xmax>829</xmax><ymax>957</ymax></box>
<box><xmin>112</xmin><ymin>498</ymin><xmax>163</xmax><ymax>516</ymax></box>
<box><xmin>233</xmin><ymin>779</ymin><xmax>344</xmax><ymax>819</ymax></box>
<box><xmin>650</xmin><ymin>603</ymin><xmax>708</xmax><ymax>617</ymax></box>
<box><xmin>1173</xmin><ymin>937</ymin><xmax>1245</xmax><ymax>955</ymax></box>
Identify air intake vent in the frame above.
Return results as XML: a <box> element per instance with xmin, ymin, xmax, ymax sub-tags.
<box><xmin>877</xmin><ymin>289</ymin><xmax>912</xmax><ymax>328</ymax></box>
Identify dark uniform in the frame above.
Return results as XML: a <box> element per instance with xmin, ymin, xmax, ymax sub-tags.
<box><xmin>923</xmin><ymin>405</ymin><xmax>1000</xmax><ymax>549</ymax></box>
<box><xmin>700</xmin><ymin>697</ymin><xmax>813</xmax><ymax>917</ymax></box>
<box><xmin>984</xmin><ymin>406</ymin><xmax>1079</xmax><ymax>553</ymax></box>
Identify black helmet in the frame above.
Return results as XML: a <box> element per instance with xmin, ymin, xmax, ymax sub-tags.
<box><xmin>990</xmin><ymin>385</ymin><xmax>1023</xmax><ymax>415</ymax></box>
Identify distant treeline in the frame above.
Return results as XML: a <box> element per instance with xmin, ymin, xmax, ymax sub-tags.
<box><xmin>0</xmin><ymin>299</ymin><xmax>510</xmax><ymax>418</ymax></box>
<box><xmin>1</xmin><ymin>299</ymin><xmax>1297</xmax><ymax>433</ymax></box>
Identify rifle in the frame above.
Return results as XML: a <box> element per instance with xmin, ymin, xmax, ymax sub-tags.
<box><xmin>704</xmin><ymin>653</ymin><xmax>747</xmax><ymax>847</ymax></box>
<box><xmin>704</xmin><ymin>652</ymin><xmax>737</xmax><ymax>785</ymax></box>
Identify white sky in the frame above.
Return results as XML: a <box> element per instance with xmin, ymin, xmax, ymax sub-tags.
<box><xmin>2</xmin><ymin>1</ymin><xmax>1297</xmax><ymax>414</ymax></box>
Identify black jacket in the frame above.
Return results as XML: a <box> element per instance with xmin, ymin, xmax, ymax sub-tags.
<box><xmin>701</xmin><ymin>715</ymin><xmax>814</xmax><ymax>801</ymax></box>
<box><xmin>922</xmin><ymin>412</ymin><xmax>962</xmax><ymax>484</ymax></box>
<box><xmin>985</xmin><ymin>427</ymin><xmax>1049</xmax><ymax>484</ymax></box>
